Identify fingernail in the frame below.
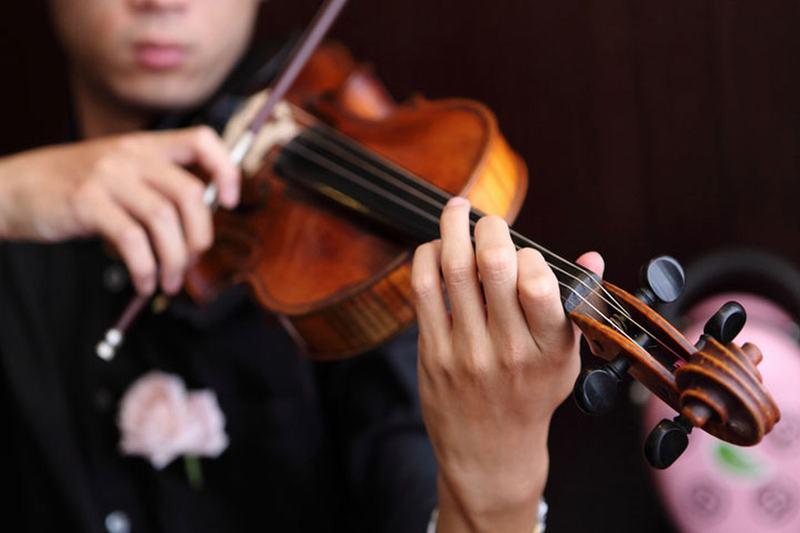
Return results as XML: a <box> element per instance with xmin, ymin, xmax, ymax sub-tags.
<box><xmin>140</xmin><ymin>277</ymin><xmax>156</xmax><ymax>296</ymax></box>
<box><xmin>446</xmin><ymin>196</ymin><xmax>468</xmax><ymax>207</ymax></box>
<box><xmin>163</xmin><ymin>275</ymin><xmax>181</xmax><ymax>295</ymax></box>
<box><xmin>223</xmin><ymin>187</ymin><xmax>240</xmax><ymax>209</ymax></box>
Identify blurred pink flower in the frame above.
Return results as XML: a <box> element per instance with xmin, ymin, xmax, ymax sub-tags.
<box><xmin>118</xmin><ymin>371</ymin><xmax>228</xmax><ymax>469</ymax></box>
<box><xmin>184</xmin><ymin>390</ymin><xmax>229</xmax><ymax>458</ymax></box>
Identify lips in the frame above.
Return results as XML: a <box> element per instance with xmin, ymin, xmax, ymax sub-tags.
<box><xmin>133</xmin><ymin>41</ymin><xmax>188</xmax><ymax>70</ymax></box>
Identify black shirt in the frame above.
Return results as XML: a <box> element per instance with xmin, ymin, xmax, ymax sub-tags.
<box><xmin>0</xmin><ymin>39</ymin><xmax>437</xmax><ymax>533</ymax></box>
<box><xmin>0</xmin><ymin>236</ymin><xmax>436</xmax><ymax>533</ymax></box>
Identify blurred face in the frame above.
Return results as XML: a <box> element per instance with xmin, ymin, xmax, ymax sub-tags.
<box><xmin>50</xmin><ymin>0</ymin><xmax>262</xmax><ymax>112</ymax></box>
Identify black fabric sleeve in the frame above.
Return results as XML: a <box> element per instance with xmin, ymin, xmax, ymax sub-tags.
<box><xmin>314</xmin><ymin>326</ymin><xmax>438</xmax><ymax>533</ymax></box>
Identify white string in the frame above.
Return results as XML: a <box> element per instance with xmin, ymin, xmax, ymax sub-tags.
<box><xmin>276</xmin><ymin>137</ymin><xmax>685</xmax><ymax>362</ymax></box>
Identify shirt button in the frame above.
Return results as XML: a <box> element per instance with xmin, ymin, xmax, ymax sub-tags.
<box><xmin>93</xmin><ymin>388</ymin><xmax>113</xmax><ymax>413</ymax></box>
<box><xmin>103</xmin><ymin>264</ymin><xmax>129</xmax><ymax>293</ymax></box>
<box><xmin>105</xmin><ymin>511</ymin><xmax>131</xmax><ymax>533</ymax></box>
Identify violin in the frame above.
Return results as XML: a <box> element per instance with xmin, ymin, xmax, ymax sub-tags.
<box><xmin>97</xmin><ymin>0</ymin><xmax>780</xmax><ymax>469</ymax></box>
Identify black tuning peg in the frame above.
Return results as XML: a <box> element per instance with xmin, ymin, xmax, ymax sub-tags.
<box><xmin>644</xmin><ymin>415</ymin><xmax>693</xmax><ymax>469</ymax></box>
<box><xmin>703</xmin><ymin>301</ymin><xmax>747</xmax><ymax>344</ymax></box>
<box><xmin>573</xmin><ymin>257</ymin><xmax>686</xmax><ymax>416</ymax></box>
<box><xmin>636</xmin><ymin>256</ymin><xmax>685</xmax><ymax>306</ymax></box>
<box><xmin>573</xmin><ymin>356</ymin><xmax>631</xmax><ymax>415</ymax></box>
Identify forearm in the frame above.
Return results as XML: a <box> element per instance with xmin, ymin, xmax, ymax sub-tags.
<box><xmin>0</xmin><ymin>144</ymin><xmax>94</xmax><ymax>242</ymax></box>
<box><xmin>0</xmin><ymin>148</ymin><xmax>63</xmax><ymax>241</ymax></box>
<box><xmin>435</xmin><ymin>437</ymin><xmax>549</xmax><ymax>533</ymax></box>
<box><xmin>436</xmin><ymin>482</ymin><xmax>544</xmax><ymax>533</ymax></box>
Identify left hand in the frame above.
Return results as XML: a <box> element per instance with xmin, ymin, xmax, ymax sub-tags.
<box><xmin>411</xmin><ymin>196</ymin><xmax>604</xmax><ymax>532</ymax></box>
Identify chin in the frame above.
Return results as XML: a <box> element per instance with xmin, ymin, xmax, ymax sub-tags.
<box><xmin>111</xmin><ymin>74</ymin><xmax>220</xmax><ymax>114</ymax></box>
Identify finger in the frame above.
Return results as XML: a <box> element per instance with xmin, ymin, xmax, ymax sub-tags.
<box><xmin>439</xmin><ymin>197</ymin><xmax>486</xmax><ymax>333</ymax></box>
<box><xmin>411</xmin><ymin>240</ymin><xmax>451</xmax><ymax>350</ymax></box>
<box><xmin>474</xmin><ymin>215</ymin><xmax>528</xmax><ymax>335</ymax></box>
<box><xmin>572</xmin><ymin>251</ymin><xmax>605</xmax><ymax>340</ymax></box>
<box><xmin>155</xmin><ymin>126</ymin><xmax>241</xmax><ymax>209</ymax></box>
<box><xmin>141</xmin><ymin>160</ymin><xmax>213</xmax><ymax>257</ymax></box>
<box><xmin>76</xmin><ymin>188</ymin><xmax>157</xmax><ymax>295</ymax></box>
<box><xmin>576</xmin><ymin>251</ymin><xmax>604</xmax><ymax>277</ymax></box>
<box><xmin>517</xmin><ymin>248</ymin><xmax>571</xmax><ymax>353</ymax></box>
<box><xmin>108</xmin><ymin>179</ymin><xmax>189</xmax><ymax>294</ymax></box>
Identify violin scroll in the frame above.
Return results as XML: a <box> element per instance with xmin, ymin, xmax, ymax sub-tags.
<box><xmin>569</xmin><ymin>257</ymin><xmax>781</xmax><ymax>469</ymax></box>
<box><xmin>674</xmin><ymin>312</ymin><xmax>778</xmax><ymax>442</ymax></box>
<box><xmin>645</xmin><ymin>302</ymin><xmax>778</xmax><ymax>468</ymax></box>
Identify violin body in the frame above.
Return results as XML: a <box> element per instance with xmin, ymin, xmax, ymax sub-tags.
<box><xmin>186</xmin><ymin>44</ymin><xmax>527</xmax><ymax>358</ymax></box>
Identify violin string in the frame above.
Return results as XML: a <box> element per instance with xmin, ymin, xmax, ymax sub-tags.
<box><xmin>287</xmin><ymin>115</ymin><xmax>627</xmax><ymax>317</ymax></box>
<box><xmin>287</xmin><ymin>124</ymin><xmax>684</xmax><ymax>361</ymax></box>
<box><xmin>287</xmin><ymin>129</ymin><xmax>611</xmax><ymax>307</ymax></box>
<box><xmin>281</xmin><ymin>127</ymin><xmax>685</xmax><ymax>362</ymax></box>
<box><xmin>288</xmin><ymin>105</ymin><xmax>632</xmax><ymax>323</ymax></box>
<box><xmin>278</xmin><ymin>139</ymin><xmax>652</xmax><ymax>355</ymax></box>
<box><xmin>297</xmin><ymin>128</ymin><xmax>607</xmax><ymax>295</ymax></box>
<box><xmin>275</xmin><ymin>136</ymin><xmax>685</xmax><ymax>363</ymax></box>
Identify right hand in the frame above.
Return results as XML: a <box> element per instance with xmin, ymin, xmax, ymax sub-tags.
<box><xmin>0</xmin><ymin>126</ymin><xmax>240</xmax><ymax>295</ymax></box>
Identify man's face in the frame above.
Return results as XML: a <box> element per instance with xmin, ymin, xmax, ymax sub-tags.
<box><xmin>50</xmin><ymin>0</ymin><xmax>262</xmax><ymax>112</ymax></box>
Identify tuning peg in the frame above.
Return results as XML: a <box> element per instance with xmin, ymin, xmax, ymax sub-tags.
<box><xmin>702</xmin><ymin>301</ymin><xmax>747</xmax><ymax>344</ymax></box>
<box><xmin>635</xmin><ymin>256</ymin><xmax>685</xmax><ymax>306</ymax></box>
<box><xmin>573</xmin><ymin>257</ymin><xmax>685</xmax><ymax>415</ymax></box>
<box><xmin>573</xmin><ymin>356</ymin><xmax>631</xmax><ymax>415</ymax></box>
<box><xmin>644</xmin><ymin>415</ymin><xmax>693</xmax><ymax>469</ymax></box>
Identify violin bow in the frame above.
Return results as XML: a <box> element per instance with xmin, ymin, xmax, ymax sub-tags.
<box><xmin>96</xmin><ymin>0</ymin><xmax>350</xmax><ymax>360</ymax></box>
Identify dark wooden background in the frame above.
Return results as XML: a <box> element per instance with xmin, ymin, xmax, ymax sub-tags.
<box><xmin>3</xmin><ymin>1</ymin><xmax>800</xmax><ymax>531</ymax></box>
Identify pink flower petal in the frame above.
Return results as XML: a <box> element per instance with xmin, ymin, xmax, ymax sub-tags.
<box><xmin>117</xmin><ymin>371</ymin><xmax>229</xmax><ymax>469</ymax></box>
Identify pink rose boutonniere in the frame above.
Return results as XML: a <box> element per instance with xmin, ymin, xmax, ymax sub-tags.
<box><xmin>118</xmin><ymin>371</ymin><xmax>229</xmax><ymax>489</ymax></box>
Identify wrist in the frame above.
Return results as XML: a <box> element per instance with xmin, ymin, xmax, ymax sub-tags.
<box><xmin>0</xmin><ymin>148</ymin><xmax>62</xmax><ymax>241</ymax></box>
<box><xmin>0</xmin><ymin>156</ymin><xmax>20</xmax><ymax>239</ymax></box>
<box><xmin>435</xmin><ymin>443</ymin><xmax>549</xmax><ymax>533</ymax></box>
<box><xmin>436</xmin><ymin>475</ymin><xmax>545</xmax><ymax>533</ymax></box>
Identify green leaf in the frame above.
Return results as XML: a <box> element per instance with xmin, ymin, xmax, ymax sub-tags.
<box><xmin>184</xmin><ymin>455</ymin><xmax>204</xmax><ymax>491</ymax></box>
<box><xmin>714</xmin><ymin>443</ymin><xmax>761</xmax><ymax>478</ymax></box>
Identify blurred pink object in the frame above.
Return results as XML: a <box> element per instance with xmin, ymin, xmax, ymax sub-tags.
<box><xmin>184</xmin><ymin>390</ymin><xmax>229</xmax><ymax>457</ymax></box>
<box><xmin>645</xmin><ymin>293</ymin><xmax>800</xmax><ymax>533</ymax></box>
<box><xmin>118</xmin><ymin>371</ymin><xmax>228</xmax><ymax>469</ymax></box>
